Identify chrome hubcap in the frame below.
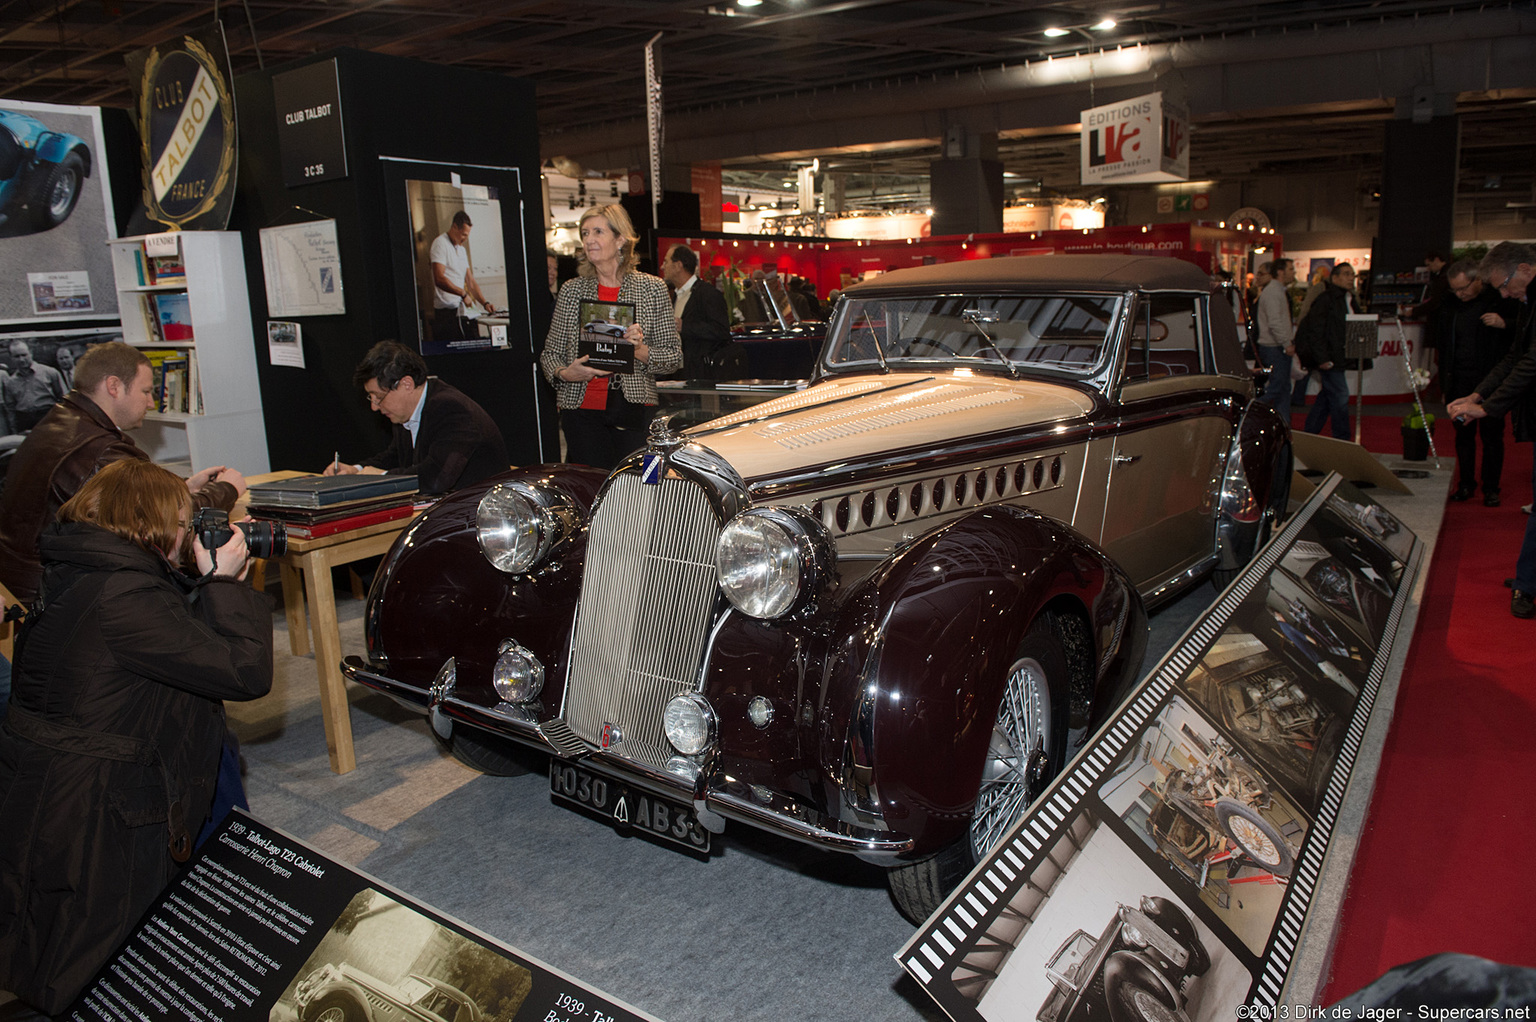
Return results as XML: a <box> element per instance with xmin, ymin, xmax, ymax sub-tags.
<box><xmin>970</xmin><ymin>657</ymin><xmax>1050</xmax><ymax>858</ymax></box>
<box><xmin>48</xmin><ymin>170</ymin><xmax>78</xmax><ymax>218</ymax></box>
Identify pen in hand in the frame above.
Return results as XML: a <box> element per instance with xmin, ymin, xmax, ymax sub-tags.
<box><xmin>332</xmin><ymin>451</ymin><xmax>339</xmax><ymax>475</ymax></box>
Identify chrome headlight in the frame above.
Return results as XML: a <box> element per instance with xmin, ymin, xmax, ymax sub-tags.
<box><xmin>663</xmin><ymin>693</ymin><xmax>717</xmax><ymax>755</ymax></box>
<box><xmin>715</xmin><ymin>506</ymin><xmax>834</xmax><ymax>619</ymax></box>
<box><xmin>491</xmin><ymin>640</ymin><xmax>544</xmax><ymax>703</ymax></box>
<box><xmin>476</xmin><ymin>481</ymin><xmax>579</xmax><ymax>574</ymax></box>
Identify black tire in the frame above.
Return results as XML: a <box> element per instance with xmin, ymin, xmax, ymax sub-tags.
<box><xmin>1103</xmin><ymin>952</ymin><xmax>1190</xmax><ymax>1022</ymax></box>
<box><xmin>448</xmin><ymin>726</ymin><xmax>533</xmax><ymax>777</ymax></box>
<box><xmin>1142</xmin><ymin>896</ymin><xmax>1210</xmax><ymax>978</ymax></box>
<box><xmin>886</xmin><ymin>612</ymin><xmax>1083</xmax><ymax>923</ymax></box>
<box><xmin>1214</xmin><ymin>796</ymin><xmax>1293</xmax><ymax>875</ymax></box>
<box><xmin>30</xmin><ymin>151</ymin><xmax>84</xmax><ymax>230</ymax></box>
<box><xmin>306</xmin><ymin>993</ymin><xmax>365</xmax><ymax>1022</ymax></box>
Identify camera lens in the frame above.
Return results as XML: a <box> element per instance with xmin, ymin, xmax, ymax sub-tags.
<box><xmin>236</xmin><ymin>520</ymin><xmax>287</xmax><ymax>559</ymax></box>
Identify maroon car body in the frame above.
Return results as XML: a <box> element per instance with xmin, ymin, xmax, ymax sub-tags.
<box><xmin>344</xmin><ymin>254</ymin><xmax>1290</xmax><ymax>921</ymax></box>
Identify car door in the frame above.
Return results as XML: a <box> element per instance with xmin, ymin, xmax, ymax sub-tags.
<box><xmin>1099</xmin><ymin>291</ymin><xmax>1233</xmax><ymax>591</ymax></box>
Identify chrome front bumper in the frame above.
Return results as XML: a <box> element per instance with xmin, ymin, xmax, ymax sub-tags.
<box><xmin>340</xmin><ymin>655</ymin><xmax>913</xmax><ymax>863</ymax></box>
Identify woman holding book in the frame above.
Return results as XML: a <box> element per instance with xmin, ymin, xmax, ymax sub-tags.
<box><xmin>540</xmin><ymin>203</ymin><xmax>680</xmax><ymax>470</ymax></box>
<box><xmin>0</xmin><ymin>459</ymin><xmax>272</xmax><ymax>1014</ymax></box>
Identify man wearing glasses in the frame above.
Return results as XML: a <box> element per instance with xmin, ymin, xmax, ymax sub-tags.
<box><xmin>1447</xmin><ymin>243</ymin><xmax>1536</xmax><ymax>618</ymax></box>
<box><xmin>324</xmin><ymin>341</ymin><xmax>507</xmax><ymax>495</ymax></box>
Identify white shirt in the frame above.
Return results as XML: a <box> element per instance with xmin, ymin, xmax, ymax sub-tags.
<box><xmin>430</xmin><ymin>233</ymin><xmax>471</xmax><ymax>311</ymax></box>
<box><xmin>673</xmin><ymin>274</ymin><xmax>697</xmax><ymax>321</ymax></box>
<box><xmin>1256</xmin><ymin>279</ymin><xmax>1294</xmax><ymax>348</ymax></box>
<box><xmin>404</xmin><ymin>379</ymin><xmax>428</xmax><ymax>447</ymax></box>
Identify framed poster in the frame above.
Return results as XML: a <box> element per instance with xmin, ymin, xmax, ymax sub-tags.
<box><xmin>0</xmin><ymin>100</ymin><xmax>119</xmax><ymax>325</ymax></box>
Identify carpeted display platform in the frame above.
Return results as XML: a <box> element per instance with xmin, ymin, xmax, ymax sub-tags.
<box><xmin>1320</xmin><ymin>447</ymin><xmax>1536</xmax><ymax>1001</ymax></box>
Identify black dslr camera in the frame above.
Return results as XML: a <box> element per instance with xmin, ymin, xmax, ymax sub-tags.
<box><xmin>192</xmin><ymin>507</ymin><xmax>287</xmax><ymax>559</ymax></box>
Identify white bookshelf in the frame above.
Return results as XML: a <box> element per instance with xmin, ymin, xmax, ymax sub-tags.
<box><xmin>108</xmin><ymin>231</ymin><xmax>271</xmax><ymax>473</ymax></box>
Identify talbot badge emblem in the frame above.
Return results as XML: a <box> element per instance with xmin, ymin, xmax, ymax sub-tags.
<box><xmin>613</xmin><ymin>794</ymin><xmax>630</xmax><ymax>825</ymax></box>
<box><xmin>600</xmin><ymin>722</ymin><xmax>623</xmax><ymax>751</ymax></box>
<box><xmin>640</xmin><ymin>454</ymin><xmax>664</xmax><ymax>485</ymax></box>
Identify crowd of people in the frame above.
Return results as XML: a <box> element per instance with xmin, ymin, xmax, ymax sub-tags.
<box><xmin>1247</xmin><ymin>242</ymin><xmax>1535</xmax><ymax>620</ymax></box>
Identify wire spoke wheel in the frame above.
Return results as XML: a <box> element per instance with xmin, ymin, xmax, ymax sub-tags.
<box><xmin>970</xmin><ymin>654</ymin><xmax>1052</xmax><ymax>858</ymax></box>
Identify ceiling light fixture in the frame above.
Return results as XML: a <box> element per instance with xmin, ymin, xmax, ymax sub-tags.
<box><xmin>737</xmin><ymin>0</ymin><xmax>762</xmax><ymax>6</ymax></box>
<box><xmin>1043</xmin><ymin>27</ymin><xmax>1069</xmax><ymax>37</ymax></box>
<box><xmin>1093</xmin><ymin>18</ymin><xmax>1116</xmax><ymax>30</ymax></box>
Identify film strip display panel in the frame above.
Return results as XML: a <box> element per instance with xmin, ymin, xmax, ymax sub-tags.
<box><xmin>899</xmin><ymin>473</ymin><xmax>1423</xmax><ymax>1022</ymax></box>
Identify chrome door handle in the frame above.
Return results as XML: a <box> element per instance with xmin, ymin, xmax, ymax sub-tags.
<box><xmin>1114</xmin><ymin>453</ymin><xmax>1141</xmax><ymax>464</ymax></box>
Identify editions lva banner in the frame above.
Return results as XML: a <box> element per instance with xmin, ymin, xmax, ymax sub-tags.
<box><xmin>1080</xmin><ymin>90</ymin><xmax>1189</xmax><ymax>185</ymax></box>
<box><xmin>125</xmin><ymin>24</ymin><xmax>237</xmax><ymax>232</ymax></box>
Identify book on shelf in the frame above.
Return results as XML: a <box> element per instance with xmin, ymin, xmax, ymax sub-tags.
<box><xmin>154</xmin><ymin>292</ymin><xmax>193</xmax><ymax>342</ymax></box>
<box><xmin>137</xmin><ymin>293</ymin><xmax>162</xmax><ymax>343</ymax></box>
<box><xmin>144</xmin><ymin>242</ymin><xmax>186</xmax><ymax>286</ymax></box>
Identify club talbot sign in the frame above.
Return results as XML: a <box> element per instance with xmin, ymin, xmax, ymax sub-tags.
<box><xmin>125</xmin><ymin>24</ymin><xmax>237</xmax><ymax>231</ymax></box>
<box><xmin>1080</xmin><ymin>90</ymin><xmax>1189</xmax><ymax>185</ymax></box>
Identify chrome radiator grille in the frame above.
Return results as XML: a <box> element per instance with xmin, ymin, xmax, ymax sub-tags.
<box><xmin>561</xmin><ymin>471</ymin><xmax>723</xmax><ymax>768</ymax></box>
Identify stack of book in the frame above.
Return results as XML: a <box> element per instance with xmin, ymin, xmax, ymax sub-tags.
<box><xmin>245</xmin><ymin>475</ymin><xmax>422</xmax><ymax>540</ymax></box>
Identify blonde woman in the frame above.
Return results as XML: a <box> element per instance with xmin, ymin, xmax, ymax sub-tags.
<box><xmin>540</xmin><ymin>203</ymin><xmax>681</xmax><ymax>469</ymax></box>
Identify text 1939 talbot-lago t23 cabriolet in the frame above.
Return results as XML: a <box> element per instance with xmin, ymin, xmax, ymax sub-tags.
<box><xmin>343</xmin><ymin>254</ymin><xmax>1292</xmax><ymax>922</ymax></box>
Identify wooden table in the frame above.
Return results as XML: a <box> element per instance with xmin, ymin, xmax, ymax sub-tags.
<box><xmin>245</xmin><ymin>472</ymin><xmax>411</xmax><ymax>774</ymax></box>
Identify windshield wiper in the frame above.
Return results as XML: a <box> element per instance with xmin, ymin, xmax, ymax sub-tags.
<box><xmin>961</xmin><ymin>308</ymin><xmax>1021</xmax><ymax>378</ymax></box>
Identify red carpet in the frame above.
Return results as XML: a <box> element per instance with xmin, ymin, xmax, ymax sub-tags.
<box><xmin>1319</xmin><ymin>441</ymin><xmax>1536</xmax><ymax>1000</ymax></box>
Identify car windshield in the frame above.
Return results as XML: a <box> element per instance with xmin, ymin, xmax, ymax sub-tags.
<box><xmin>824</xmin><ymin>292</ymin><xmax>1121</xmax><ymax>376</ymax></box>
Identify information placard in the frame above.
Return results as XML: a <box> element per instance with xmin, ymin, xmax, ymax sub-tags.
<box><xmin>62</xmin><ymin>811</ymin><xmax>662</xmax><ymax>1022</ymax></box>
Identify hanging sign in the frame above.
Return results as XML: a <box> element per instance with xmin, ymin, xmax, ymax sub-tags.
<box><xmin>1080</xmin><ymin>90</ymin><xmax>1189</xmax><ymax>185</ymax></box>
<box><xmin>272</xmin><ymin>58</ymin><xmax>348</xmax><ymax>188</ymax></box>
<box><xmin>125</xmin><ymin>23</ymin><xmax>238</xmax><ymax>231</ymax></box>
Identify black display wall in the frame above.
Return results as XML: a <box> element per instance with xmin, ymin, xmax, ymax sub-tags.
<box><xmin>231</xmin><ymin>48</ymin><xmax>555</xmax><ymax>473</ymax></box>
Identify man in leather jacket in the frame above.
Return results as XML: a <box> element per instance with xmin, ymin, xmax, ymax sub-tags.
<box><xmin>0</xmin><ymin>342</ymin><xmax>244</xmax><ymax>602</ymax></box>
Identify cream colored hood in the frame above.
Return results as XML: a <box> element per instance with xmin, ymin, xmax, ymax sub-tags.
<box><xmin>685</xmin><ymin>372</ymin><xmax>1095</xmax><ymax>481</ymax></box>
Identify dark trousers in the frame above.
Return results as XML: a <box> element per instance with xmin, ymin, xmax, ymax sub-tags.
<box><xmin>433</xmin><ymin>307</ymin><xmax>480</xmax><ymax>342</ymax></box>
<box><xmin>1452</xmin><ymin>414</ymin><xmax>1504</xmax><ymax>492</ymax></box>
<box><xmin>560</xmin><ymin>388</ymin><xmax>654</xmax><ymax>471</ymax></box>
<box><xmin>1257</xmin><ymin>345</ymin><xmax>1292</xmax><ymax>419</ymax></box>
<box><xmin>1304</xmin><ymin>367</ymin><xmax>1350</xmax><ymax>439</ymax></box>
<box><xmin>1517</xmin><ymin>443</ymin><xmax>1536</xmax><ymax>593</ymax></box>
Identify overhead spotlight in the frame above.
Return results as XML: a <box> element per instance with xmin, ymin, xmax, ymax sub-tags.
<box><xmin>737</xmin><ymin>0</ymin><xmax>762</xmax><ymax>6</ymax></box>
<box><xmin>1092</xmin><ymin>18</ymin><xmax>1116</xmax><ymax>30</ymax></box>
<box><xmin>1043</xmin><ymin>27</ymin><xmax>1069</xmax><ymax>37</ymax></box>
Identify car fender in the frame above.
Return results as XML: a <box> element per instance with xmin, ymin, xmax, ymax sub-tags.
<box><xmin>34</xmin><ymin>133</ymin><xmax>90</xmax><ymax>176</ymax></box>
<box><xmin>299</xmin><ymin>977</ymin><xmax>374</xmax><ymax>1022</ymax></box>
<box><xmin>1235</xmin><ymin>399</ymin><xmax>1291</xmax><ymax>510</ymax></box>
<box><xmin>362</xmin><ymin>464</ymin><xmax>606</xmax><ymax>704</ymax></box>
<box><xmin>822</xmin><ymin>504</ymin><xmax>1146</xmax><ymax>856</ymax></box>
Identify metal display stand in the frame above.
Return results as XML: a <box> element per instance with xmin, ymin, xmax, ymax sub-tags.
<box><xmin>1344</xmin><ymin>314</ymin><xmax>1379</xmax><ymax>446</ymax></box>
<box><xmin>1392</xmin><ymin>314</ymin><xmax>1442</xmax><ymax>468</ymax></box>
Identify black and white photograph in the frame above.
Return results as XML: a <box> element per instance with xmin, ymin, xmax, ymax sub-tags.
<box><xmin>269</xmin><ymin>888</ymin><xmax>533</xmax><ymax>1022</ymax></box>
<box><xmin>1098</xmin><ymin>696</ymin><xmax>1307</xmax><ymax>954</ymax></box>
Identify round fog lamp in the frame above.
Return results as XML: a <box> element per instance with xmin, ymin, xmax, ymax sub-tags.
<box><xmin>747</xmin><ymin>696</ymin><xmax>774</xmax><ymax>728</ymax></box>
<box><xmin>663</xmin><ymin>693</ymin><xmax>716</xmax><ymax>755</ymax></box>
<box><xmin>492</xmin><ymin>641</ymin><xmax>544</xmax><ymax>703</ymax></box>
<box><xmin>665</xmin><ymin>756</ymin><xmax>702</xmax><ymax>785</ymax></box>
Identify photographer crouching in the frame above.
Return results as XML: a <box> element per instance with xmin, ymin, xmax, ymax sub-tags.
<box><xmin>0</xmin><ymin>459</ymin><xmax>274</xmax><ymax>1014</ymax></box>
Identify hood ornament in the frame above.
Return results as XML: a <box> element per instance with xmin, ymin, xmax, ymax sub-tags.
<box><xmin>648</xmin><ymin>414</ymin><xmax>686</xmax><ymax>453</ymax></box>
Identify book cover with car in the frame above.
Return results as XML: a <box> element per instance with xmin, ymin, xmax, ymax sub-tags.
<box><xmin>577</xmin><ymin>299</ymin><xmax>635</xmax><ymax>373</ymax></box>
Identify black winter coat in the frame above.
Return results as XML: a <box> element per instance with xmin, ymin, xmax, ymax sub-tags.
<box><xmin>1295</xmin><ymin>281</ymin><xmax>1352</xmax><ymax>370</ymax></box>
<box><xmin>0</xmin><ymin>523</ymin><xmax>273</xmax><ymax>1013</ymax></box>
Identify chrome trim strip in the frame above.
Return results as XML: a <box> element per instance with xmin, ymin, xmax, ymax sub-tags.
<box><xmin>1140</xmin><ymin>553</ymin><xmax>1220</xmax><ymax>608</ymax></box>
<box><xmin>341</xmin><ymin>656</ymin><xmax>430</xmax><ymax>709</ymax></box>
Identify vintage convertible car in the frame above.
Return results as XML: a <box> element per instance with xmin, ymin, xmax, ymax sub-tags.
<box><xmin>0</xmin><ymin>108</ymin><xmax>91</xmax><ymax>233</ymax></box>
<box><xmin>343</xmin><ymin>254</ymin><xmax>1291</xmax><ymax>921</ymax></box>
<box><xmin>291</xmin><ymin>963</ymin><xmax>483</xmax><ymax>1022</ymax></box>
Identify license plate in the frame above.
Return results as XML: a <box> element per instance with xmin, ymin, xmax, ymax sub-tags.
<box><xmin>549</xmin><ymin>759</ymin><xmax>712</xmax><ymax>854</ymax></box>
